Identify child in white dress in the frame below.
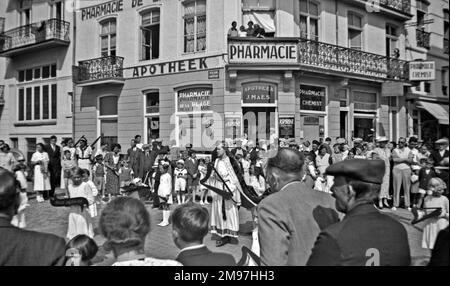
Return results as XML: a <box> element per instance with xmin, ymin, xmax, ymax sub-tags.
<box><xmin>82</xmin><ymin>169</ymin><xmax>98</xmax><ymax>218</ymax></box>
<box><xmin>157</xmin><ymin>162</ymin><xmax>172</xmax><ymax>227</ymax></box>
<box><xmin>197</xmin><ymin>159</ymin><xmax>209</xmax><ymax>205</ymax></box>
<box><xmin>422</xmin><ymin>177</ymin><xmax>449</xmax><ymax>250</ymax></box>
<box><xmin>11</xmin><ymin>161</ymin><xmax>29</xmax><ymax>228</ymax></box>
<box><xmin>67</xmin><ymin>168</ymin><xmax>95</xmax><ymax>240</ymax></box>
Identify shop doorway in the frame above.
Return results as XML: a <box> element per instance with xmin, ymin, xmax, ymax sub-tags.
<box><xmin>242</xmin><ymin>107</ymin><xmax>276</xmax><ymax>144</ymax></box>
<box><xmin>354</xmin><ymin>116</ymin><xmax>374</xmax><ymax>142</ymax></box>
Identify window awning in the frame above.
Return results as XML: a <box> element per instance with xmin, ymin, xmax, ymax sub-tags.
<box><xmin>418</xmin><ymin>101</ymin><xmax>449</xmax><ymax>125</ymax></box>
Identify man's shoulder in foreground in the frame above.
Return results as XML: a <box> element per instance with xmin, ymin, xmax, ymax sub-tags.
<box><xmin>261</xmin><ymin>181</ymin><xmax>334</xmax><ymax>206</ymax></box>
<box><xmin>176</xmin><ymin>246</ymin><xmax>236</xmax><ymax>266</ymax></box>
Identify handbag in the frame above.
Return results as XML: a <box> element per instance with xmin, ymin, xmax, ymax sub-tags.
<box><xmin>411</xmin><ymin>174</ymin><xmax>419</xmax><ymax>183</ymax></box>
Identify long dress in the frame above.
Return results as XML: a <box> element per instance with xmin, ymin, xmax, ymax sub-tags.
<box><xmin>374</xmin><ymin>147</ymin><xmax>391</xmax><ymax>199</ymax></box>
<box><xmin>210</xmin><ymin>156</ymin><xmax>241</xmax><ymax>238</ymax></box>
<box><xmin>67</xmin><ymin>182</ymin><xmax>94</xmax><ymax>239</ymax></box>
<box><xmin>422</xmin><ymin>195</ymin><xmax>449</xmax><ymax>249</ymax></box>
<box><xmin>241</xmin><ymin>158</ymin><xmax>250</xmax><ymax>185</ymax></box>
<box><xmin>104</xmin><ymin>152</ymin><xmax>120</xmax><ymax>196</ymax></box>
<box><xmin>31</xmin><ymin>151</ymin><xmax>51</xmax><ymax>192</ymax></box>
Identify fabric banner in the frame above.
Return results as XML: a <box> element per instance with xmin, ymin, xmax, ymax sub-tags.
<box><xmin>242</xmin><ymin>11</ymin><xmax>275</xmax><ymax>33</ymax></box>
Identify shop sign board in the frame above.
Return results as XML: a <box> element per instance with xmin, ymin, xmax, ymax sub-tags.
<box><xmin>229</xmin><ymin>41</ymin><xmax>298</xmax><ymax>64</ymax></box>
<box><xmin>409</xmin><ymin>61</ymin><xmax>435</xmax><ymax>81</ymax></box>
<box><xmin>279</xmin><ymin>117</ymin><xmax>295</xmax><ymax>138</ymax></box>
<box><xmin>242</xmin><ymin>82</ymin><xmax>277</xmax><ymax>104</ymax></box>
<box><xmin>177</xmin><ymin>87</ymin><xmax>212</xmax><ymax>112</ymax></box>
<box><xmin>303</xmin><ymin>116</ymin><xmax>319</xmax><ymax>125</ymax></box>
<box><xmin>299</xmin><ymin>85</ymin><xmax>326</xmax><ymax>112</ymax></box>
<box><xmin>208</xmin><ymin>69</ymin><xmax>220</xmax><ymax>79</ymax></box>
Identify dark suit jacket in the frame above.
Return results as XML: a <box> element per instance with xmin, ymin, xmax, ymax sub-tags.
<box><xmin>431</xmin><ymin>150</ymin><xmax>449</xmax><ymax>167</ymax></box>
<box><xmin>44</xmin><ymin>144</ymin><xmax>61</xmax><ymax>171</ymax></box>
<box><xmin>138</xmin><ymin>150</ymin><xmax>158</xmax><ymax>180</ymax></box>
<box><xmin>0</xmin><ymin>217</ymin><xmax>66</xmax><ymax>266</ymax></box>
<box><xmin>257</xmin><ymin>181</ymin><xmax>339</xmax><ymax>266</ymax></box>
<box><xmin>418</xmin><ymin>167</ymin><xmax>437</xmax><ymax>190</ymax></box>
<box><xmin>307</xmin><ymin>203</ymin><xmax>411</xmax><ymax>266</ymax></box>
<box><xmin>127</xmin><ymin>148</ymin><xmax>141</xmax><ymax>175</ymax></box>
<box><xmin>176</xmin><ymin>246</ymin><xmax>236</xmax><ymax>266</ymax></box>
<box><xmin>185</xmin><ymin>158</ymin><xmax>199</xmax><ymax>178</ymax></box>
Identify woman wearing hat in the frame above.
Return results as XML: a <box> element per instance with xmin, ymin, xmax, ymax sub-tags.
<box><xmin>374</xmin><ymin>137</ymin><xmax>391</xmax><ymax>209</ymax></box>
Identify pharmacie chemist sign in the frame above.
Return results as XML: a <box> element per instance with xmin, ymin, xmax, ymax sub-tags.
<box><xmin>229</xmin><ymin>41</ymin><xmax>298</xmax><ymax>63</ymax></box>
<box><xmin>177</xmin><ymin>88</ymin><xmax>212</xmax><ymax>112</ymax></box>
<box><xmin>299</xmin><ymin>85</ymin><xmax>326</xmax><ymax>112</ymax></box>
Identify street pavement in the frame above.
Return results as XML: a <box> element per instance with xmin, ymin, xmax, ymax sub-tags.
<box><xmin>24</xmin><ymin>189</ymin><xmax>430</xmax><ymax>266</ymax></box>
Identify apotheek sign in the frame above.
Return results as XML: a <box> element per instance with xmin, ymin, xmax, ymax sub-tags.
<box><xmin>409</xmin><ymin>61</ymin><xmax>435</xmax><ymax>81</ymax></box>
<box><xmin>299</xmin><ymin>85</ymin><xmax>326</xmax><ymax>112</ymax></box>
<box><xmin>177</xmin><ymin>87</ymin><xmax>212</xmax><ymax>112</ymax></box>
<box><xmin>229</xmin><ymin>41</ymin><xmax>298</xmax><ymax>63</ymax></box>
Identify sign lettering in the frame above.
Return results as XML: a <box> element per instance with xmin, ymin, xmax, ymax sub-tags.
<box><xmin>81</xmin><ymin>0</ymin><xmax>124</xmax><ymax>21</ymax></box>
<box><xmin>229</xmin><ymin>42</ymin><xmax>298</xmax><ymax>63</ymax></box>
<box><xmin>177</xmin><ymin>88</ymin><xmax>212</xmax><ymax>113</ymax></box>
<box><xmin>299</xmin><ymin>85</ymin><xmax>326</xmax><ymax>112</ymax></box>
<box><xmin>279</xmin><ymin>117</ymin><xmax>295</xmax><ymax>138</ymax></box>
<box><xmin>242</xmin><ymin>83</ymin><xmax>277</xmax><ymax>104</ymax></box>
<box><xmin>409</xmin><ymin>61</ymin><xmax>435</xmax><ymax>81</ymax></box>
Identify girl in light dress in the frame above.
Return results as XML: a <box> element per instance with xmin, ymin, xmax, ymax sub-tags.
<box><xmin>82</xmin><ymin>169</ymin><xmax>98</xmax><ymax>218</ymax></box>
<box><xmin>157</xmin><ymin>162</ymin><xmax>172</xmax><ymax>227</ymax></box>
<box><xmin>31</xmin><ymin>143</ymin><xmax>51</xmax><ymax>202</ymax></box>
<box><xmin>241</xmin><ymin>153</ymin><xmax>251</xmax><ymax>185</ymax></box>
<box><xmin>66</xmin><ymin>168</ymin><xmax>95</xmax><ymax>240</ymax></box>
<box><xmin>303</xmin><ymin>153</ymin><xmax>318</xmax><ymax>190</ymax></box>
<box><xmin>197</xmin><ymin>158</ymin><xmax>209</xmax><ymax>205</ymax></box>
<box><xmin>61</xmin><ymin>150</ymin><xmax>77</xmax><ymax>193</ymax></box>
<box><xmin>422</xmin><ymin>177</ymin><xmax>449</xmax><ymax>250</ymax></box>
<box><xmin>11</xmin><ymin>160</ymin><xmax>29</xmax><ymax>228</ymax></box>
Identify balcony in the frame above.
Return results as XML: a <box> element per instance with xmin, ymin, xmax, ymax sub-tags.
<box><xmin>379</xmin><ymin>0</ymin><xmax>411</xmax><ymax>15</ymax></box>
<box><xmin>0</xmin><ymin>85</ymin><xmax>4</xmax><ymax>105</ymax></box>
<box><xmin>0</xmin><ymin>19</ymin><xmax>70</xmax><ymax>57</ymax></box>
<box><xmin>344</xmin><ymin>0</ymin><xmax>411</xmax><ymax>19</ymax></box>
<box><xmin>416</xmin><ymin>29</ymin><xmax>431</xmax><ymax>49</ymax></box>
<box><xmin>74</xmin><ymin>56</ymin><xmax>125</xmax><ymax>87</ymax></box>
<box><xmin>298</xmin><ymin>38</ymin><xmax>409</xmax><ymax>81</ymax></box>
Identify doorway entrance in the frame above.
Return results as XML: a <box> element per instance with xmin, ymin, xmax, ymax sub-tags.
<box><xmin>242</xmin><ymin>107</ymin><xmax>276</xmax><ymax>144</ymax></box>
<box><xmin>354</xmin><ymin>116</ymin><xmax>374</xmax><ymax>142</ymax></box>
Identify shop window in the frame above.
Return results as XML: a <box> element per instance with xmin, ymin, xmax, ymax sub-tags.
<box><xmin>299</xmin><ymin>0</ymin><xmax>319</xmax><ymax>41</ymax></box>
<box><xmin>348</xmin><ymin>12</ymin><xmax>363</xmax><ymax>50</ymax></box>
<box><xmin>100</xmin><ymin>19</ymin><xmax>117</xmax><ymax>57</ymax></box>
<box><xmin>140</xmin><ymin>9</ymin><xmax>160</xmax><ymax>61</ymax></box>
<box><xmin>300</xmin><ymin>115</ymin><xmax>325</xmax><ymax>141</ymax></box>
<box><xmin>183</xmin><ymin>0</ymin><xmax>206</xmax><ymax>53</ymax></box>
<box><xmin>242</xmin><ymin>0</ymin><xmax>275</xmax><ymax>37</ymax></box>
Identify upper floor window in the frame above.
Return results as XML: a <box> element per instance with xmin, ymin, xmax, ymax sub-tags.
<box><xmin>386</xmin><ymin>24</ymin><xmax>398</xmax><ymax>57</ymax></box>
<box><xmin>444</xmin><ymin>9</ymin><xmax>449</xmax><ymax>54</ymax></box>
<box><xmin>19</xmin><ymin>0</ymin><xmax>32</xmax><ymax>26</ymax></box>
<box><xmin>183</xmin><ymin>0</ymin><xmax>206</xmax><ymax>53</ymax></box>
<box><xmin>416</xmin><ymin>0</ymin><xmax>428</xmax><ymax>29</ymax></box>
<box><xmin>18</xmin><ymin>64</ymin><xmax>57</xmax><ymax>83</ymax></box>
<box><xmin>348</xmin><ymin>12</ymin><xmax>363</xmax><ymax>50</ymax></box>
<box><xmin>146</xmin><ymin>92</ymin><xmax>160</xmax><ymax>114</ymax></box>
<box><xmin>299</xmin><ymin>0</ymin><xmax>319</xmax><ymax>41</ymax></box>
<box><xmin>242</xmin><ymin>0</ymin><xmax>275</xmax><ymax>37</ymax></box>
<box><xmin>100</xmin><ymin>19</ymin><xmax>117</xmax><ymax>57</ymax></box>
<box><xmin>50</xmin><ymin>0</ymin><xmax>64</xmax><ymax>20</ymax></box>
<box><xmin>140</xmin><ymin>9</ymin><xmax>160</xmax><ymax>61</ymax></box>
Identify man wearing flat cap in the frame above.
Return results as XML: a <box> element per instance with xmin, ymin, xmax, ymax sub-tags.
<box><xmin>307</xmin><ymin>159</ymin><xmax>411</xmax><ymax>266</ymax></box>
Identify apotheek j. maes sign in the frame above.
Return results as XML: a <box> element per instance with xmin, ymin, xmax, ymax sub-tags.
<box><xmin>229</xmin><ymin>41</ymin><xmax>298</xmax><ymax>64</ymax></box>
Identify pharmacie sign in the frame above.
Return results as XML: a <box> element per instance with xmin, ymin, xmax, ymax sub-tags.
<box><xmin>229</xmin><ymin>41</ymin><xmax>298</xmax><ymax>63</ymax></box>
<box><xmin>409</xmin><ymin>61</ymin><xmax>435</xmax><ymax>81</ymax></box>
<box><xmin>242</xmin><ymin>83</ymin><xmax>277</xmax><ymax>104</ymax></box>
<box><xmin>177</xmin><ymin>87</ymin><xmax>212</xmax><ymax>112</ymax></box>
<box><xmin>299</xmin><ymin>85</ymin><xmax>326</xmax><ymax>112</ymax></box>
<box><xmin>80</xmin><ymin>0</ymin><xmax>145</xmax><ymax>21</ymax></box>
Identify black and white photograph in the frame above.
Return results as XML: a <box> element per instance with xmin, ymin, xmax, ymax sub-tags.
<box><xmin>0</xmin><ymin>0</ymin><xmax>449</xmax><ymax>271</ymax></box>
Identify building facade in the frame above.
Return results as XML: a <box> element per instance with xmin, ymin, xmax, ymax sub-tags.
<box><xmin>0</xmin><ymin>0</ymin><xmax>74</xmax><ymax>161</ymax></box>
<box><xmin>404</xmin><ymin>0</ymin><xmax>449</xmax><ymax>143</ymax></box>
<box><xmin>72</xmin><ymin>0</ymin><xmax>421</xmax><ymax>151</ymax></box>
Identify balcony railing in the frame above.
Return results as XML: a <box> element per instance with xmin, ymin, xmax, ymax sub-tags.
<box><xmin>74</xmin><ymin>56</ymin><xmax>124</xmax><ymax>85</ymax></box>
<box><xmin>298</xmin><ymin>38</ymin><xmax>409</xmax><ymax>81</ymax></box>
<box><xmin>0</xmin><ymin>85</ymin><xmax>5</xmax><ymax>105</ymax></box>
<box><xmin>416</xmin><ymin>29</ymin><xmax>431</xmax><ymax>49</ymax></box>
<box><xmin>0</xmin><ymin>18</ymin><xmax>70</xmax><ymax>56</ymax></box>
<box><xmin>379</xmin><ymin>0</ymin><xmax>411</xmax><ymax>15</ymax></box>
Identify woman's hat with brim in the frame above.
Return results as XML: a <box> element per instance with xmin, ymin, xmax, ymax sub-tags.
<box><xmin>376</xmin><ymin>136</ymin><xmax>389</xmax><ymax>143</ymax></box>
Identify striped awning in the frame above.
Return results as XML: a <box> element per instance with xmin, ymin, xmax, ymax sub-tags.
<box><xmin>418</xmin><ymin>101</ymin><xmax>449</xmax><ymax>125</ymax></box>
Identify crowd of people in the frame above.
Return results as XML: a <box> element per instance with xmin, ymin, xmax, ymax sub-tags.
<box><xmin>227</xmin><ymin>21</ymin><xmax>267</xmax><ymax>38</ymax></box>
<box><xmin>0</xmin><ymin>133</ymin><xmax>449</xmax><ymax>266</ymax></box>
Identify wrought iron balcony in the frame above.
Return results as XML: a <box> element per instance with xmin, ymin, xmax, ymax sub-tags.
<box><xmin>74</xmin><ymin>56</ymin><xmax>125</xmax><ymax>86</ymax></box>
<box><xmin>416</xmin><ymin>29</ymin><xmax>431</xmax><ymax>49</ymax></box>
<box><xmin>379</xmin><ymin>0</ymin><xmax>411</xmax><ymax>15</ymax></box>
<box><xmin>0</xmin><ymin>85</ymin><xmax>4</xmax><ymax>105</ymax></box>
<box><xmin>0</xmin><ymin>19</ymin><xmax>70</xmax><ymax>57</ymax></box>
<box><xmin>298</xmin><ymin>38</ymin><xmax>409</xmax><ymax>81</ymax></box>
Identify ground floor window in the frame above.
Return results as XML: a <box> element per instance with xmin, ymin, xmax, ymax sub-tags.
<box><xmin>146</xmin><ymin>116</ymin><xmax>160</xmax><ymax>143</ymax></box>
<box><xmin>98</xmin><ymin>96</ymin><xmax>118</xmax><ymax>148</ymax></box>
<box><xmin>242</xmin><ymin>107</ymin><xmax>277</xmax><ymax>145</ymax></box>
<box><xmin>300</xmin><ymin>115</ymin><xmax>325</xmax><ymax>141</ymax></box>
<box><xmin>26</xmin><ymin>137</ymin><xmax>36</xmax><ymax>163</ymax></box>
<box><xmin>18</xmin><ymin>84</ymin><xmax>57</xmax><ymax>122</ymax></box>
<box><xmin>100</xmin><ymin>119</ymin><xmax>118</xmax><ymax>148</ymax></box>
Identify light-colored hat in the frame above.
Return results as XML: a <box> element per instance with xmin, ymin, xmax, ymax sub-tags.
<box><xmin>411</xmin><ymin>165</ymin><xmax>421</xmax><ymax>171</ymax></box>
<box><xmin>142</xmin><ymin>144</ymin><xmax>151</xmax><ymax>149</ymax></box>
<box><xmin>353</xmin><ymin>138</ymin><xmax>363</xmax><ymax>143</ymax></box>
<box><xmin>161</xmin><ymin>161</ymin><xmax>170</xmax><ymax>167</ymax></box>
<box><xmin>336</xmin><ymin>138</ymin><xmax>346</xmax><ymax>144</ymax></box>
<box><xmin>435</xmin><ymin>138</ymin><xmax>449</xmax><ymax>145</ymax></box>
<box><xmin>376</xmin><ymin>136</ymin><xmax>389</xmax><ymax>143</ymax></box>
<box><xmin>177</xmin><ymin>159</ymin><xmax>184</xmax><ymax>165</ymax></box>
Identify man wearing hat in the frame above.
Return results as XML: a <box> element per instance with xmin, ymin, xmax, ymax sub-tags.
<box><xmin>307</xmin><ymin>159</ymin><xmax>411</xmax><ymax>266</ymax></box>
<box><xmin>373</xmin><ymin>137</ymin><xmax>391</xmax><ymax>209</ymax></box>
<box><xmin>431</xmin><ymin>138</ymin><xmax>449</xmax><ymax>194</ymax></box>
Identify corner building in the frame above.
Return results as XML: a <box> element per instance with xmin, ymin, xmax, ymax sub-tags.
<box><xmin>73</xmin><ymin>0</ymin><xmax>415</xmax><ymax>151</ymax></box>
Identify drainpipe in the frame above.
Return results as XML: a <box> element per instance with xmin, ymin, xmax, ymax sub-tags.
<box><xmin>71</xmin><ymin>1</ymin><xmax>76</xmax><ymax>140</ymax></box>
<box><xmin>335</xmin><ymin>0</ymin><xmax>338</xmax><ymax>45</ymax></box>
